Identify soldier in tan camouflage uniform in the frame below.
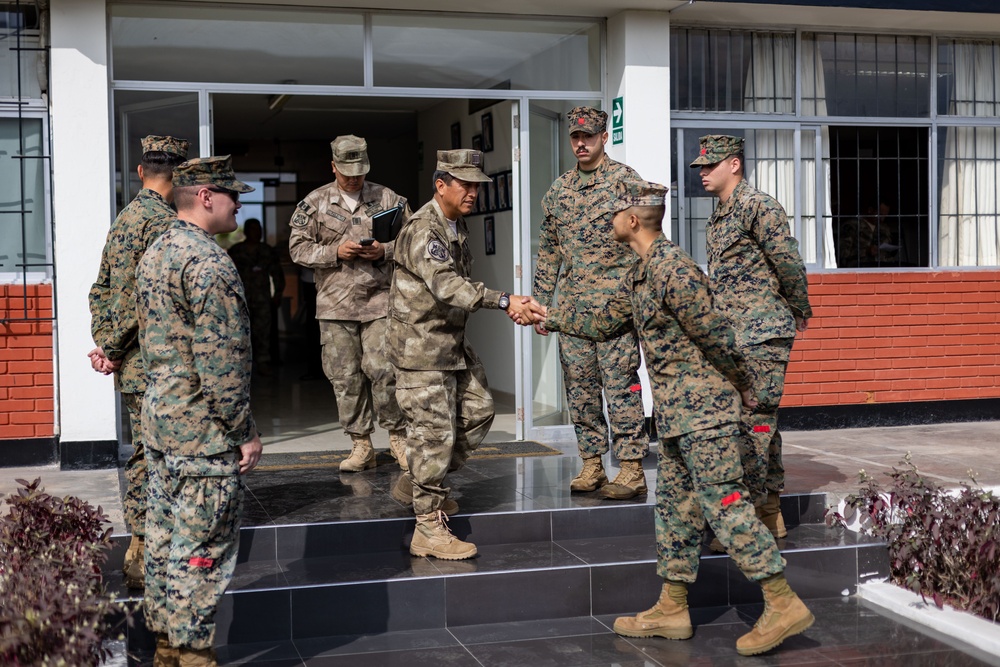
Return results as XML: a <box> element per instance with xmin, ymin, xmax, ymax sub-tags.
<box><xmin>692</xmin><ymin>135</ymin><xmax>813</xmax><ymax>539</ymax></box>
<box><xmin>532</xmin><ymin>106</ymin><xmax>649</xmax><ymax>500</ymax></box>
<box><xmin>289</xmin><ymin>135</ymin><xmax>411</xmax><ymax>473</ymax></box>
<box><xmin>541</xmin><ymin>179</ymin><xmax>813</xmax><ymax>657</ymax></box>
<box><xmin>228</xmin><ymin>218</ymin><xmax>286</xmax><ymax>375</ymax></box>
<box><xmin>87</xmin><ymin>134</ymin><xmax>189</xmax><ymax>590</ymax></box>
<box><xmin>386</xmin><ymin>149</ymin><xmax>540</xmax><ymax>560</ymax></box>
<box><xmin>136</xmin><ymin>156</ymin><xmax>262</xmax><ymax>667</ymax></box>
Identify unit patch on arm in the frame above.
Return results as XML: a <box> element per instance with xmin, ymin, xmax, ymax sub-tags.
<box><xmin>427</xmin><ymin>239</ymin><xmax>450</xmax><ymax>262</ymax></box>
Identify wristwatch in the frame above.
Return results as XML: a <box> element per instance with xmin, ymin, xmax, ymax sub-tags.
<box><xmin>498</xmin><ymin>292</ymin><xmax>510</xmax><ymax>310</ymax></box>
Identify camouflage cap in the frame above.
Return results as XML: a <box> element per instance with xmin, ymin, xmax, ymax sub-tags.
<box><xmin>614</xmin><ymin>179</ymin><xmax>669</xmax><ymax>211</ymax></box>
<box><xmin>436</xmin><ymin>149</ymin><xmax>491</xmax><ymax>183</ymax></box>
<box><xmin>689</xmin><ymin>134</ymin><xmax>745</xmax><ymax>167</ymax></box>
<box><xmin>172</xmin><ymin>155</ymin><xmax>254</xmax><ymax>193</ymax></box>
<box><xmin>331</xmin><ymin>135</ymin><xmax>370</xmax><ymax>177</ymax></box>
<box><xmin>140</xmin><ymin>135</ymin><xmax>189</xmax><ymax>159</ymax></box>
<box><xmin>567</xmin><ymin>106</ymin><xmax>607</xmax><ymax>134</ymax></box>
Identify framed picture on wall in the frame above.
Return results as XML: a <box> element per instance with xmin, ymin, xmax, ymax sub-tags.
<box><xmin>496</xmin><ymin>172</ymin><xmax>508</xmax><ymax>210</ymax></box>
<box><xmin>481</xmin><ymin>112</ymin><xmax>494</xmax><ymax>152</ymax></box>
<box><xmin>450</xmin><ymin>122</ymin><xmax>461</xmax><ymax>149</ymax></box>
<box><xmin>472</xmin><ymin>134</ymin><xmax>483</xmax><ymax>152</ymax></box>
<box><xmin>484</xmin><ymin>216</ymin><xmax>496</xmax><ymax>255</ymax></box>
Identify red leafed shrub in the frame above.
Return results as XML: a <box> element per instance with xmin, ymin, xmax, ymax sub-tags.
<box><xmin>0</xmin><ymin>478</ymin><xmax>126</xmax><ymax>666</ymax></box>
<box><xmin>837</xmin><ymin>455</ymin><xmax>1000</xmax><ymax>622</ymax></box>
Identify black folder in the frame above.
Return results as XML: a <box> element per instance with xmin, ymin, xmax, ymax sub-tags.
<box><xmin>372</xmin><ymin>205</ymin><xmax>403</xmax><ymax>244</ymax></box>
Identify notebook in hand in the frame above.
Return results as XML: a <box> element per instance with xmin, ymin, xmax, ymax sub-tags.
<box><xmin>372</xmin><ymin>205</ymin><xmax>403</xmax><ymax>244</ymax></box>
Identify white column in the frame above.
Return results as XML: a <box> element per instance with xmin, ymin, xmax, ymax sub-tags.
<box><xmin>50</xmin><ymin>0</ymin><xmax>117</xmax><ymax>444</ymax></box>
<box><xmin>606</xmin><ymin>11</ymin><xmax>672</xmax><ymax>191</ymax></box>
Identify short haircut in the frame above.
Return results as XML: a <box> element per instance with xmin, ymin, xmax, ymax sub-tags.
<box><xmin>634</xmin><ymin>204</ymin><xmax>666</xmax><ymax>231</ymax></box>
<box><xmin>243</xmin><ymin>218</ymin><xmax>261</xmax><ymax>231</ymax></box>
<box><xmin>732</xmin><ymin>152</ymin><xmax>745</xmax><ymax>174</ymax></box>
<box><xmin>141</xmin><ymin>150</ymin><xmax>186</xmax><ymax>178</ymax></box>
<box><xmin>432</xmin><ymin>170</ymin><xmax>455</xmax><ymax>188</ymax></box>
<box><xmin>171</xmin><ymin>184</ymin><xmax>201</xmax><ymax>211</ymax></box>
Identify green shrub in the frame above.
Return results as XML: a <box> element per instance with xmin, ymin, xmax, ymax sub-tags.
<box><xmin>0</xmin><ymin>478</ymin><xmax>126</xmax><ymax>666</ymax></box>
<box><xmin>838</xmin><ymin>454</ymin><xmax>1000</xmax><ymax>622</ymax></box>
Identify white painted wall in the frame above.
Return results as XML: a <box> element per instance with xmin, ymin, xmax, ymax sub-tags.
<box><xmin>50</xmin><ymin>0</ymin><xmax>117</xmax><ymax>443</ymax></box>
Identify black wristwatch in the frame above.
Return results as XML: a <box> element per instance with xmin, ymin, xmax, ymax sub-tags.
<box><xmin>498</xmin><ymin>292</ymin><xmax>510</xmax><ymax>310</ymax></box>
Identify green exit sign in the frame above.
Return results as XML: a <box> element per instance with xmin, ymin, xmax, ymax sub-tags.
<box><xmin>611</xmin><ymin>97</ymin><xmax>624</xmax><ymax>145</ymax></box>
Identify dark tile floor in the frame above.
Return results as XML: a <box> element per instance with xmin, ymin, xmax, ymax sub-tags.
<box><xmin>202</xmin><ymin>597</ymin><xmax>997</xmax><ymax>667</ymax></box>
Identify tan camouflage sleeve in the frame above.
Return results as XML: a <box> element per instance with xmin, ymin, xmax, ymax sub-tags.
<box><xmin>405</xmin><ymin>225</ymin><xmax>490</xmax><ymax>312</ymax></box>
<box><xmin>665</xmin><ymin>261</ymin><xmax>752</xmax><ymax>392</ymax></box>
<box><xmin>288</xmin><ymin>201</ymin><xmax>339</xmax><ymax>269</ymax></box>
<box><xmin>751</xmin><ymin>201</ymin><xmax>813</xmax><ymax>319</ymax></box>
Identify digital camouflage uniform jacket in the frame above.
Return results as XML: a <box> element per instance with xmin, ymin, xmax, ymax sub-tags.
<box><xmin>89</xmin><ymin>188</ymin><xmax>176</xmax><ymax>393</ymax></box>
<box><xmin>706</xmin><ymin>179</ymin><xmax>813</xmax><ymax>350</ymax></box>
<box><xmin>386</xmin><ymin>199</ymin><xmax>504</xmax><ymax>371</ymax></box>
<box><xmin>533</xmin><ymin>157</ymin><xmax>641</xmax><ymax>309</ymax></box>
<box><xmin>546</xmin><ymin>237</ymin><xmax>752</xmax><ymax>439</ymax></box>
<box><xmin>136</xmin><ymin>220</ymin><xmax>256</xmax><ymax>457</ymax></box>
<box><xmin>289</xmin><ymin>180</ymin><xmax>411</xmax><ymax>322</ymax></box>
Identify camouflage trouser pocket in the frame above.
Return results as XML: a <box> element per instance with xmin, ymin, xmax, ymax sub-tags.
<box><xmin>680</xmin><ymin>424</ymin><xmax>743</xmax><ymax>486</ymax></box>
<box><xmin>166</xmin><ymin>450</ymin><xmax>241</xmax><ymax>480</ymax></box>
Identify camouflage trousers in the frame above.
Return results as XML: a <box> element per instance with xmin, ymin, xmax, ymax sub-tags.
<box><xmin>121</xmin><ymin>391</ymin><xmax>147</xmax><ymax>538</ymax></box>
<box><xmin>321</xmin><ymin>318</ymin><xmax>406</xmax><ymax>435</ymax></box>
<box><xmin>558</xmin><ymin>331</ymin><xmax>647</xmax><ymax>460</ymax></box>
<box><xmin>144</xmin><ymin>447</ymin><xmax>243</xmax><ymax>650</ymax></box>
<box><xmin>395</xmin><ymin>357</ymin><xmax>494</xmax><ymax>515</ymax></box>
<box><xmin>655</xmin><ymin>423</ymin><xmax>783</xmax><ymax>583</ymax></box>
<box><xmin>247</xmin><ymin>294</ymin><xmax>275</xmax><ymax>365</ymax></box>
<box><xmin>739</xmin><ymin>339</ymin><xmax>793</xmax><ymax>505</ymax></box>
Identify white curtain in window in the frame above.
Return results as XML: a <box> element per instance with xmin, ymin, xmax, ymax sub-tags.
<box><xmin>743</xmin><ymin>34</ymin><xmax>835</xmax><ymax>267</ymax></box>
<box><xmin>939</xmin><ymin>42</ymin><xmax>1000</xmax><ymax>266</ymax></box>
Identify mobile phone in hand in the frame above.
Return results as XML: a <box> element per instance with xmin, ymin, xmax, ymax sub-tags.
<box><xmin>359</xmin><ymin>238</ymin><xmax>375</xmax><ymax>246</ymax></box>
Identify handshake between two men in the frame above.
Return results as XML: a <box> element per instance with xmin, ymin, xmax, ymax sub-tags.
<box><xmin>502</xmin><ymin>295</ymin><xmax>551</xmax><ymax>335</ymax></box>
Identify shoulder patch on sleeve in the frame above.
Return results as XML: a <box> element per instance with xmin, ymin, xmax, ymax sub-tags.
<box><xmin>427</xmin><ymin>238</ymin><xmax>450</xmax><ymax>262</ymax></box>
<box><xmin>296</xmin><ymin>200</ymin><xmax>315</xmax><ymax>215</ymax></box>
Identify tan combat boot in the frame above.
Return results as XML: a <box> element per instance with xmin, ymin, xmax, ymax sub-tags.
<box><xmin>410</xmin><ymin>511</ymin><xmax>477</xmax><ymax>560</ymax></box>
<box><xmin>736</xmin><ymin>573</ymin><xmax>814</xmax><ymax>656</ymax></box>
<box><xmin>122</xmin><ymin>534</ymin><xmax>143</xmax><ymax>573</ymax></box>
<box><xmin>391</xmin><ymin>475</ymin><xmax>458</xmax><ymax>515</ymax></box>
<box><xmin>124</xmin><ymin>536</ymin><xmax>145</xmax><ymax>589</ymax></box>
<box><xmin>757</xmin><ymin>492</ymin><xmax>788</xmax><ymax>538</ymax></box>
<box><xmin>570</xmin><ymin>455</ymin><xmax>608</xmax><ymax>492</ymax></box>
<box><xmin>340</xmin><ymin>434</ymin><xmax>376</xmax><ymax>472</ymax></box>
<box><xmin>613</xmin><ymin>581</ymin><xmax>694</xmax><ymax>640</ymax></box>
<box><xmin>152</xmin><ymin>634</ymin><xmax>179</xmax><ymax>667</ymax></box>
<box><xmin>388</xmin><ymin>430</ymin><xmax>409</xmax><ymax>472</ymax></box>
<box><xmin>177</xmin><ymin>647</ymin><xmax>217</xmax><ymax>667</ymax></box>
<box><xmin>600</xmin><ymin>460</ymin><xmax>647</xmax><ymax>500</ymax></box>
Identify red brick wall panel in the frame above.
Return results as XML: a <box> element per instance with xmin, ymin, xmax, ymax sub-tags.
<box><xmin>0</xmin><ymin>284</ymin><xmax>55</xmax><ymax>441</ymax></box>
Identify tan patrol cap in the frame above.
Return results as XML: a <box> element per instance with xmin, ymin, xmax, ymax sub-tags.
<box><xmin>689</xmin><ymin>135</ymin><xmax>745</xmax><ymax>167</ymax></box>
<box><xmin>141</xmin><ymin>135</ymin><xmax>189</xmax><ymax>159</ymax></box>
<box><xmin>615</xmin><ymin>179</ymin><xmax>669</xmax><ymax>211</ymax></box>
<box><xmin>172</xmin><ymin>156</ymin><xmax>254</xmax><ymax>193</ymax></box>
<box><xmin>331</xmin><ymin>135</ymin><xmax>370</xmax><ymax>177</ymax></box>
<box><xmin>567</xmin><ymin>106</ymin><xmax>607</xmax><ymax>134</ymax></box>
<box><xmin>436</xmin><ymin>149</ymin><xmax>491</xmax><ymax>183</ymax></box>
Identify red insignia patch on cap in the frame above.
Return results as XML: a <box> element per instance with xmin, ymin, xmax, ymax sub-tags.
<box><xmin>578</xmin><ymin>117</ymin><xmax>586</xmax><ymax>125</ymax></box>
<box><xmin>753</xmin><ymin>425</ymin><xmax>771</xmax><ymax>433</ymax></box>
<box><xmin>721</xmin><ymin>491</ymin><xmax>741</xmax><ymax>506</ymax></box>
<box><xmin>700</xmin><ymin>148</ymin><xmax>707</xmax><ymax>155</ymax></box>
<box><xmin>189</xmin><ymin>557</ymin><xmax>215</xmax><ymax>568</ymax></box>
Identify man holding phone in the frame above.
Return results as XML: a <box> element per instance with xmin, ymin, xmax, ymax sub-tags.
<box><xmin>289</xmin><ymin>135</ymin><xmax>414</xmax><ymax>473</ymax></box>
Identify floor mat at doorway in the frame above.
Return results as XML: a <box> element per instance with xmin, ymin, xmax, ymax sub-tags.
<box><xmin>257</xmin><ymin>440</ymin><xmax>561</xmax><ymax>471</ymax></box>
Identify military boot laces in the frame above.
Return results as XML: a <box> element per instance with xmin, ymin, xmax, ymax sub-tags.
<box><xmin>613</xmin><ymin>581</ymin><xmax>693</xmax><ymax>640</ymax></box>
<box><xmin>410</xmin><ymin>510</ymin><xmax>477</xmax><ymax>560</ymax></box>
<box><xmin>570</xmin><ymin>456</ymin><xmax>608</xmax><ymax>493</ymax></box>
<box><xmin>600</xmin><ymin>459</ymin><xmax>648</xmax><ymax>500</ymax></box>
<box><xmin>736</xmin><ymin>574</ymin><xmax>814</xmax><ymax>656</ymax></box>
<box><xmin>340</xmin><ymin>434</ymin><xmax>376</xmax><ymax>472</ymax></box>
<box><xmin>390</xmin><ymin>475</ymin><xmax>458</xmax><ymax>514</ymax></box>
<box><xmin>758</xmin><ymin>492</ymin><xmax>788</xmax><ymax>538</ymax></box>
<box><xmin>388</xmin><ymin>430</ymin><xmax>409</xmax><ymax>472</ymax></box>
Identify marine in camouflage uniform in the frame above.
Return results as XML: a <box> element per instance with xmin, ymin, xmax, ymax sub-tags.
<box><xmin>289</xmin><ymin>135</ymin><xmax>412</xmax><ymax>472</ymax></box>
<box><xmin>227</xmin><ymin>218</ymin><xmax>286</xmax><ymax>373</ymax></box>
<box><xmin>137</xmin><ymin>157</ymin><xmax>261</xmax><ymax>666</ymax></box>
<box><xmin>544</xmin><ymin>180</ymin><xmax>812</xmax><ymax>656</ymax></box>
<box><xmin>87</xmin><ymin>134</ymin><xmax>189</xmax><ymax>588</ymax></box>
<box><xmin>533</xmin><ymin>106</ymin><xmax>648</xmax><ymax>499</ymax></box>
<box><xmin>387</xmin><ymin>149</ymin><xmax>532</xmax><ymax>560</ymax></box>
<box><xmin>692</xmin><ymin>135</ymin><xmax>813</xmax><ymax>537</ymax></box>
